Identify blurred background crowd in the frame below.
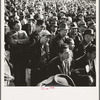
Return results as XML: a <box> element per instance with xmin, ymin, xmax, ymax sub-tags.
<box><xmin>4</xmin><ymin>0</ymin><xmax>96</xmax><ymax>86</ymax></box>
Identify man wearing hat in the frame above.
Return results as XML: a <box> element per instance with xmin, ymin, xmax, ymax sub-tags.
<box><xmin>76</xmin><ymin>29</ymin><xmax>95</xmax><ymax>58</ymax></box>
<box><xmin>29</xmin><ymin>30</ymin><xmax>51</xmax><ymax>86</ymax></box>
<box><xmin>50</xmin><ymin>23</ymin><xmax>69</xmax><ymax>60</ymax></box>
<box><xmin>58</xmin><ymin>10</ymin><xmax>66</xmax><ymax>20</ymax></box>
<box><xmin>59</xmin><ymin>15</ymin><xmax>68</xmax><ymax>25</ymax></box>
<box><xmin>49</xmin><ymin>22</ymin><xmax>58</xmax><ymax>42</ymax></box>
<box><xmin>68</xmin><ymin>22</ymin><xmax>83</xmax><ymax>59</ymax></box>
<box><xmin>78</xmin><ymin>19</ymin><xmax>87</xmax><ymax>35</ymax></box>
<box><xmin>34</xmin><ymin>7</ymin><xmax>44</xmax><ymax>20</ymax></box>
<box><xmin>87</xmin><ymin>19</ymin><xmax>96</xmax><ymax>33</ymax></box>
<box><xmin>22</xmin><ymin>15</ymin><xmax>35</xmax><ymax>36</ymax></box>
<box><xmin>29</xmin><ymin>19</ymin><xmax>45</xmax><ymax>45</ymax></box>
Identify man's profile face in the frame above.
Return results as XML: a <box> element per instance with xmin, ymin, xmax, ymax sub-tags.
<box><xmin>90</xmin><ymin>51</ymin><xmax>96</xmax><ymax>60</ymax></box>
<box><xmin>84</xmin><ymin>34</ymin><xmax>94</xmax><ymax>43</ymax></box>
<box><xmin>40</xmin><ymin>35</ymin><xmax>50</xmax><ymax>44</ymax></box>
<box><xmin>60</xmin><ymin>29</ymin><xmax>68</xmax><ymax>37</ymax></box>
<box><xmin>37</xmin><ymin>24</ymin><xmax>45</xmax><ymax>32</ymax></box>
<box><xmin>69</xmin><ymin>40</ymin><xmax>75</xmax><ymax>50</ymax></box>
<box><xmin>14</xmin><ymin>22</ymin><xmax>22</xmax><ymax>31</ymax></box>
<box><xmin>62</xmin><ymin>48</ymin><xmax>70</xmax><ymax>60</ymax></box>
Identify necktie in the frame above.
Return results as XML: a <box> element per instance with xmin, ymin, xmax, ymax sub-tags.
<box><xmin>61</xmin><ymin>61</ymin><xmax>69</xmax><ymax>75</ymax></box>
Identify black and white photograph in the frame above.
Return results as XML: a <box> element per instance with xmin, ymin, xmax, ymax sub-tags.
<box><xmin>2</xmin><ymin>0</ymin><xmax>99</xmax><ymax>100</ymax></box>
<box><xmin>3</xmin><ymin>0</ymin><xmax>97</xmax><ymax>87</ymax></box>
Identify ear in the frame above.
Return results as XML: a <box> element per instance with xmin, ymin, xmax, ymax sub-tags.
<box><xmin>86</xmin><ymin>52</ymin><xmax>90</xmax><ymax>57</ymax></box>
<box><xmin>59</xmin><ymin>53</ymin><xmax>62</xmax><ymax>57</ymax></box>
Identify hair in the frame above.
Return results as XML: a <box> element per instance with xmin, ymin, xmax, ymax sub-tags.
<box><xmin>13</xmin><ymin>20</ymin><xmax>20</xmax><ymax>26</ymax></box>
<box><xmin>86</xmin><ymin>44</ymin><xmax>96</xmax><ymax>54</ymax></box>
<box><xmin>64</xmin><ymin>37</ymin><xmax>74</xmax><ymax>45</ymax></box>
<box><xmin>59</xmin><ymin>44</ymin><xmax>69</xmax><ymax>54</ymax></box>
<box><xmin>36</xmin><ymin>19</ymin><xmax>44</xmax><ymax>26</ymax></box>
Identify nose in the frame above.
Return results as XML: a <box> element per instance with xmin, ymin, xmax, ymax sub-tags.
<box><xmin>47</xmin><ymin>38</ymin><xmax>50</xmax><ymax>41</ymax></box>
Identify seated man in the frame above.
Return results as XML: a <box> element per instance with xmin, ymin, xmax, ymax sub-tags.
<box><xmin>47</xmin><ymin>44</ymin><xmax>73</xmax><ymax>78</ymax></box>
<box><xmin>73</xmin><ymin>44</ymin><xmax>96</xmax><ymax>86</ymax></box>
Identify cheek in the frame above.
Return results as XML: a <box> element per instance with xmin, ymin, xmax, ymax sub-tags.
<box><xmin>65</xmin><ymin>54</ymin><xmax>69</xmax><ymax>59</ymax></box>
<box><xmin>45</xmin><ymin>38</ymin><xmax>50</xmax><ymax>42</ymax></box>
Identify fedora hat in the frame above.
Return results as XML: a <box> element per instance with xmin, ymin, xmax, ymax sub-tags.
<box><xmin>58</xmin><ymin>23</ymin><xmax>69</xmax><ymax>30</ymax></box>
<box><xmin>59</xmin><ymin>10</ymin><xmax>66</xmax><ymax>14</ymax></box>
<box><xmin>61</xmin><ymin>15</ymin><xmax>67</xmax><ymax>19</ymax></box>
<box><xmin>78</xmin><ymin>20</ymin><xmax>87</xmax><ymax>28</ymax></box>
<box><xmin>37</xmin><ymin>74</ymin><xmax>75</xmax><ymax>86</ymax></box>
<box><xmin>84</xmin><ymin>29</ymin><xmax>94</xmax><ymax>36</ymax></box>
<box><xmin>70</xmin><ymin>22</ymin><xmax>78</xmax><ymax>28</ymax></box>
<box><xmin>87</xmin><ymin>19</ymin><xmax>96</xmax><ymax>26</ymax></box>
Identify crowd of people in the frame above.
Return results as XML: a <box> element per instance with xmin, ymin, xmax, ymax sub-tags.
<box><xmin>4</xmin><ymin>0</ymin><xmax>96</xmax><ymax>86</ymax></box>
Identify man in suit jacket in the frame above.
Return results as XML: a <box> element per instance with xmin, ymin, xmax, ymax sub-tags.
<box><xmin>29</xmin><ymin>30</ymin><xmax>51</xmax><ymax>86</ymax></box>
<box><xmin>76</xmin><ymin>29</ymin><xmax>95</xmax><ymax>58</ymax></box>
<box><xmin>47</xmin><ymin>44</ymin><xmax>73</xmax><ymax>78</ymax></box>
<box><xmin>50</xmin><ymin>23</ymin><xmax>69</xmax><ymax>60</ymax></box>
<box><xmin>73</xmin><ymin>44</ymin><xmax>96</xmax><ymax>86</ymax></box>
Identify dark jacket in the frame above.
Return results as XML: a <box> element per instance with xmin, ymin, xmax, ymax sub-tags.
<box><xmin>22</xmin><ymin>23</ymin><xmax>34</xmax><ymax>36</ymax></box>
<box><xmin>75</xmin><ymin>40</ymin><xmax>91</xmax><ymax>58</ymax></box>
<box><xmin>47</xmin><ymin>56</ymin><xmax>64</xmax><ymax>78</ymax></box>
<box><xmin>73</xmin><ymin>54</ymin><xmax>96</xmax><ymax>86</ymax></box>
<box><xmin>74</xmin><ymin>54</ymin><xmax>96</xmax><ymax>78</ymax></box>
<box><xmin>7</xmin><ymin>30</ymin><xmax>29</xmax><ymax>62</ymax></box>
<box><xmin>47</xmin><ymin>56</ymin><xmax>74</xmax><ymax>78</ymax></box>
<box><xmin>29</xmin><ymin>40</ymin><xmax>49</xmax><ymax>69</ymax></box>
<box><xmin>30</xmin><ymin>40</ymin><xmax>48</xmax><ymax>85</ymax></box>
<box><xmin>50</xmin><ymin>34</ymin><xmax>64</xmax><ymax>60</ymax></box>
<box><xmin>29</xmin><ymin>31</ymin><xmax>40</xmax><ymax>45</ymax></box>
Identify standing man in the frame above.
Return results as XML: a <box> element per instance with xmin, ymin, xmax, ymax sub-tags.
<box><xmin>50</xmin><ymin>23</ymin><xmax>69</xmax><ymax>60</ymax></box>
<box><xmin>29</xmin><ymin>19</ymin><xmax>45</xmax><ymax>45</ymax></box>
<box><xmin>30</xmin><ymin>30</ymin><xmax>51</xmax><ymax>86</ymax></box>
<box><xmin>76</xmin><ymin>29</ymin><xmax>95</xmax><ymax>58</ymax></box>
<box><xmin>7</xmin><ymin>20</ymin><xmax>29</xmax><ymax>86</ymax></box>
